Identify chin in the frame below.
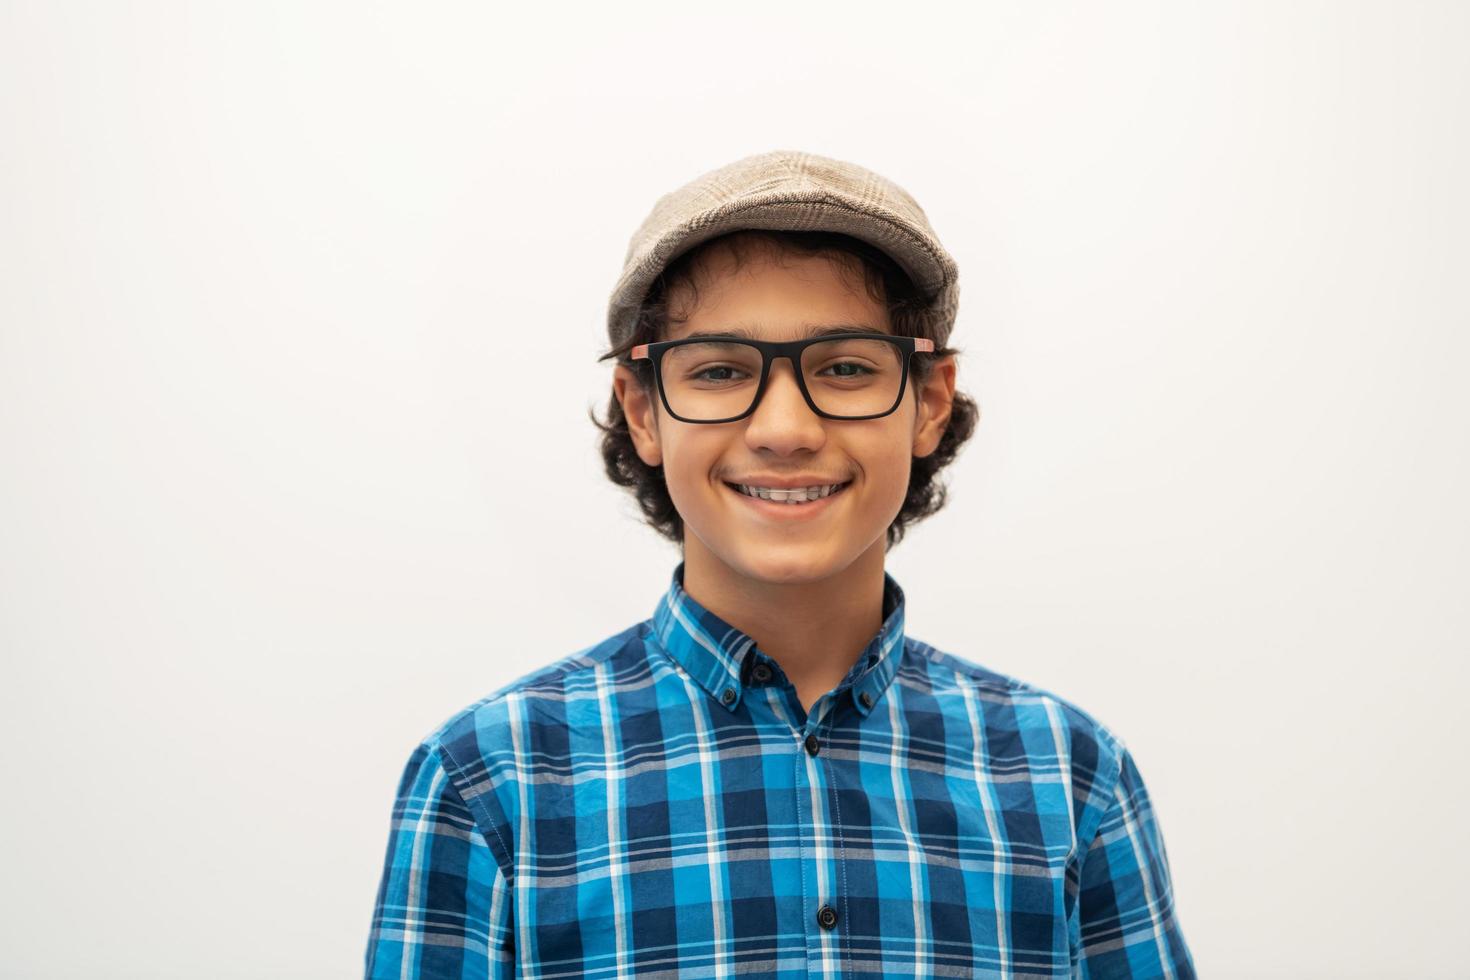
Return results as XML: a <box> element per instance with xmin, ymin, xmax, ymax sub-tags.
<box><xmin>729</xmin><ymin>544</ymin><xmax>851</xmax><ymax>585</ymax></box>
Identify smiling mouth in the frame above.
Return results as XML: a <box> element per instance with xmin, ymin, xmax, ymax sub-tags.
<box><xmin>723</xmin><ymin>481</ymin><xmax>852</xmax><ymax>504</ymax></box>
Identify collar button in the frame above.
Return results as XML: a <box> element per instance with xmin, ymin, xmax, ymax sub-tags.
<box><xmin>751</xmin><ymin>663</ymin><xmax>773</xmax><ymax>683</ymax></box>
<box><xmin>860</xmin><ymin>690</ymin><xmax>874</xmax><ymax>709</ymax></box>
<box><xmin>721</xmin><ymin>687</ymin><xmax>736</xmax><ymax>705</ymax></box>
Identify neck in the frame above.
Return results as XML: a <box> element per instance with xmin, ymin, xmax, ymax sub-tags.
<box><xmin>680</xmin><ymin>539</ymin><xmax>888</xmax><ymax>712</ymax></box>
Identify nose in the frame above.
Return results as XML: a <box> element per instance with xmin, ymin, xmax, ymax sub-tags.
<box><xmin>754</xmin><ymin>356</ymin><xmax>814</xmax><ymax>416</ymax></box>
<box><xmin>742</xmin><ymin>355</ymin><xmax>827</xmax><ymax>451</ymax></box>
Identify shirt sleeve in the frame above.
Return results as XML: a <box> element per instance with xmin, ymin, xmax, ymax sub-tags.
<box><xmin>1074</xmin><ymin>744</ymin><xmax>1196</xmax><ymax>979</ymax></box>
<box><xmin>364</xmin><ymin>740</ymin><xmax>516</xmax><ymax>980</ymax></box>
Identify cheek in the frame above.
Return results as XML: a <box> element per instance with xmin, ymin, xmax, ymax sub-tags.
<box><xmin>658</xmin><ymin>435</ymin><xmax>721</xmax><ymax>507</ymax></box>
<box><xmin>865</xmin><ymin>434</ymin><xmax>916</xmax><ymax>505</ymax></box>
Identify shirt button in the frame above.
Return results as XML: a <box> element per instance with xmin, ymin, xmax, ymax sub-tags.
<box><xmin>721</xmin><ymin>687</ymin><xmax>736</xmax><ymax>705</ymax></box>
<box><xmin>860</xmin><ymin>690</ymin><xmax>874</xmax><ymax>708</ymax></box>
<box><xmin>804</xmin><ymin>734</ymin><xmax>820</xmax><ymax>756</ymax></box>
<box><xmin>816</xmin><ymin>904</ymin><xmax>838</xmax><ymax>929</ymax></box>
<box><xmin>751</xmin><ymin>663</ymin><xmax>772</xmax><ymax>683</ymax></box>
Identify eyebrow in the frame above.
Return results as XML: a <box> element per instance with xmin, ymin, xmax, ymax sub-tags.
<box><xmin>679</xmin><ymin>323</ymin><xmax>888</xmax><ymax>341</ymax></box>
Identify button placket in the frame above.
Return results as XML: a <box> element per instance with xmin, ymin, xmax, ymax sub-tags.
<box><xmin>795</xmin><ymin>711</ymin><xmax>843</xmax><ymax>973</ymax></box>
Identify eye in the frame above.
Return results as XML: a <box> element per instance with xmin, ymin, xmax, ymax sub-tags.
<box><xmin>692</xmin><ymin>365</ymin><xmax>750</xmax><ymax>383</ymax></box>
<box><xmin>820</xmin><ymin>361</ymin><xmax>875</xmax><ymax>378</ymax></box>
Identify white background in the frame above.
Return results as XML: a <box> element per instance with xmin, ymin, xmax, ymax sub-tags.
<box><xmin>2</xmin><ymin>2</ymin><xmax>1466</xmax><ymax>977</ymax></box>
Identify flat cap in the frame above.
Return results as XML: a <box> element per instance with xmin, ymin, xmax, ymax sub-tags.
<box><xmin>606</xmin><ymin>149</ymin><xmax>959</xmax><ymax>349</ymax></box>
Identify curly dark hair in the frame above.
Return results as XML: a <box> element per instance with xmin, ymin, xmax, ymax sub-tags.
<box><xmin>589</xmin><ymin>228</ymin><xmax>979</xmax><ymax>552</ymax></box>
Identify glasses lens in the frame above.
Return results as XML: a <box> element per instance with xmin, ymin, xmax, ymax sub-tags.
<box><xmin>661</xmin><ymin>339</ymin><xmax>903</xmax><ymax>421</ymax></box>
<box><xmin>802</xmin><ymin>337</ymin><xmax>904</xmax><ymax>416</ymax></box>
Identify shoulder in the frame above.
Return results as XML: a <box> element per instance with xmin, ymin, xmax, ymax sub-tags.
<box><xmin>409</xmin><ymin>620</ymin><xmax>652</xmax><ymax>805</ymax></box>
<box><xmin>905</xmin><ymin>636</ymin><xmax>1129</xmax><ymax>791</ymax></box>
<box><xmin>394</xmin><ymin>621</ymin><xmax>653</xmax><ymax>866</ymax></box>
<box><xmin>420</xmin><ymin>620</ymin><xmax>652</xmax><ymax>760</ymax></box>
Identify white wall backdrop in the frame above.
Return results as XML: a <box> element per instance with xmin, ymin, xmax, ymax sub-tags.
<box><xmin>2</xmin><ymin>2</ymin><xmax>1466</xmax><ymax>977</ymax></box>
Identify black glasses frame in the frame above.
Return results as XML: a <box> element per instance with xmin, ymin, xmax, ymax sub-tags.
<box><xmin>630</xmin><ymin>332</ymin><xmax>935</xmax><ymax>424</ymax></box>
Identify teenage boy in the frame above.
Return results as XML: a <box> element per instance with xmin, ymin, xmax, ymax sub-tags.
<box><xmin>365</xmin><ymin>150</ymin><xmax>1196</xmax><ymax>978</ymax></box>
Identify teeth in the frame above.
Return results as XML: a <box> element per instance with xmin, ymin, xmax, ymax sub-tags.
<box><xmin>736</xmin><ymin>483</ymin><xmax>845</xmax><ymax>503</ymax></box>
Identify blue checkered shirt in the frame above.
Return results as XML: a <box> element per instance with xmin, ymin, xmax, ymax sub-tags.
<box><xmin>366</xmin><ymin>562</ymin><xmax>1195</xmax><ymax>978</ymax></box>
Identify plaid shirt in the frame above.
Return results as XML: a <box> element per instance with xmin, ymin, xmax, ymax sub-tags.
<box><xmin>366</xmin><ymin>562</ymin><xmax>1195</xmax><ymax>979</ymax></box>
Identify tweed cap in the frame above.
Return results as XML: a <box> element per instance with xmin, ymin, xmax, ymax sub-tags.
<box><xmin>607</xmin><ymin>149</ymin><xmax>959</xmax><ymax>350</ymax></box>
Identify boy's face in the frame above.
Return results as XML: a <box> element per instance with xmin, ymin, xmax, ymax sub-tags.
<box><xmin>613</xmin><ymin>242</ymin><xmax>956</xmax><ymax>586</ymax></box>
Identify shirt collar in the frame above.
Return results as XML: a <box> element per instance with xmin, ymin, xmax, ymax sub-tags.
<box><xmin>649</xmin><ymin>560</ymin><xmax>908</xmax><ymax>717</ymax></box>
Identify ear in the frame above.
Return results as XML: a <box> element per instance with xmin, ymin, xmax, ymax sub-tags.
<box><xmin>912</xmin><ymin>355</ymin><xmax>957</xmax><ymax>459</ymax></box>
<box><xmin>613</xmin><ymin>364</ymin><xmax>663</xmax><ymax>467</ymax></box>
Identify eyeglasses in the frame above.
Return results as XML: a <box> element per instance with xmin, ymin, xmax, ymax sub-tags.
<box><xmin>630</xmin><ymin>332</ymin><xmax>934</xmax><ymax>423</ymax></box>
